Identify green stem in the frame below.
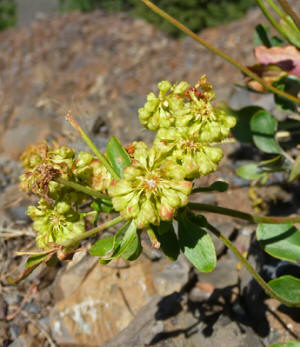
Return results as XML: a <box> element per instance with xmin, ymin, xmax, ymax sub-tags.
<box><xmin>146</xmin><ymin>227</ymin><xmax>160</xmax><ymax>248</ymax></box>
<box><xmin>61</xmin><ymin>215</ymin><xmax>123</xmax><ymax>248</ymax></box>
<box><xmin>141</xmin><ymin>0</ymin><xmax>300</xmax><ymax>105</ymax></box>
<box><xmin>255</xmin><ymin>0</ymin><xmax>289</xmax><ymax>39</ymax></box>
<box><xmin>15</xmin><ymin>249</ymin><xmax>56</xmax><ymax>256</ymax></box>
<box><xmin>188</xmin><ymin>202</ymin><xmax>300</xmax><ymax>224</ymax></box>
<box><xmin>278</xmin><ymin>0</ymin><xmax>300</xmax><ymax>31</ymax></box>
<box><xmin>66</xmin><ymin>114</ymin><xmax>119</xmax><ymax>180</ymax></box>
<box><xmin>205</xmin><ymin>222</ymin><xmax>299</xmax><ymax>307</ymax></box>
<box><xmin>56</xmin><ymin>177</ymin><xmax>111</xmax><ymax>200</ymax></box>
<box><xmin>265</xmin><ymin>0</ymin><xmax>285</xmax><ymax>17</ymax></box>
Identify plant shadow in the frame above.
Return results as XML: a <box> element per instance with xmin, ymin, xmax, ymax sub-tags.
<box><xmin>148</xmin><ymin>268</ymin><xmax>300</xmax><ymax>346</ymax></box>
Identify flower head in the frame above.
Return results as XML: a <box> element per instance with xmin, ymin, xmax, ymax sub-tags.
<box><xmin>27</xmin><ymin>199</ymin><xmax>85</xmax><ymax>249</ymax></box>
<box><xmin>175</xmin><ymin>76</ymin><xmax>236</xmax><ymax>142</ymax></box>
<box><xmin>19</xmin><ymin>144</ymin><xmax>75</xmax><ymax>197</ymax></box>
<box><xmin>108</xmin><ymin>143</ymin><xmax>192</xmax><ymax>229</ymax></box>
<box><xmin>155</xmin><ymin>127</ymin><xmax>223</xmax><ymax>178</ymax></box>
<box><xmin>138</xmin><ymin>80</ymin><xmax>189</xmax><ymax>131</ymax></box>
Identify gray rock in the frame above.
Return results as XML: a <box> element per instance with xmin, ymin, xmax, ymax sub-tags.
<box><xmin>103</xmin><ymin>294</ymin><xmax>263</xmax><ymax>347</ymax></box>
<box><xmin>0</xmin><ymin>157</ymin><xmax>22</xmax><ymax>192</ymax></box>
<box><xmin>196</xmin><ymin>258</ymin><xmax>238</xmax><ymax>289</ymax></box>
<box><xmin>107</xmin><ymin>94</ymin><xmax>155</xmax><ymax>146</ymax></box>
<box><xmin>152</xmin><ymin>255</ymin><xmax>191</xmax><ymax>296</ymax></box>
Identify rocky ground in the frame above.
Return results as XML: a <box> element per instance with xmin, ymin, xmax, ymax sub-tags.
<box><xmin>0</xmin><ymin>4</ymin><xmax>300</xmax><ymax>347</ymax></box>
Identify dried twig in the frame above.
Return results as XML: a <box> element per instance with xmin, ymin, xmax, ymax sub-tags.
<box><xmin>6</xmin><ymin>282</ymin><xmax>37</xmax><ymax>321</ymax></box>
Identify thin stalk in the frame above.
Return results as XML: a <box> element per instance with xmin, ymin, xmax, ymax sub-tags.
<box><xmin>255</xmin><ymin>0</ymin><xmax>288</xmax><ymax>39</ymax></box>
<box><xmin>65</xmin><ymin>114</ymin><xmax>119</xmax><ymax>180</ymax></box>
<box><xmin>141</xmin><ymin>0</ymin><xmax>300</xmax><ymax>105</ymax></box>
<box><xmin>146</xmin><ymin>227</ymin><xmax>160</xmax><ymax>248</ymax></box>
<box><xmin>188</xmin><ymin>202</ymin><xmax>300</xmax><ymax>224</ymax></box>
<box><xmin>15</xmin><ymin>249</ymin><xmax>56</xmax><ymax>257</ymax></box>
<box><xmin>61</xmin><ymin>215</ymin><xmax>123</xmax><ymax>248</ymax></box>
<box><xmin>205</xmin><ymin>222</ymin><xmax>300</xmax><ymax>307</ymax></box>
<box><xmin>278</xmin><ymin>0</ymin><xmax>300</xmax><ymax>31</ymax></box>
<box><xmin>265</xmin><ymin>0</ymin><xmax>285</xmax><ymax>18</ymax></box>
<box><xmin>56</xmin><ymin>177</ymin><xmax>111</xmax><ymax>200</ymax></box>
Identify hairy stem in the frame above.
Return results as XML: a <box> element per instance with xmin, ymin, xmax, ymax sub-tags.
<box><xmin>65</xmin><ymin>114</ymin><xmax>119</xmax><ymax>180</ymax></box>
<box><xmin>205</xmin><ymin>222</ymin><xmax>300</xmax><ymax>307</ymax></box>
<box><xmin>56</xmin><ymin>177</ymin><xmax>111</xmax><ymax>200</ymax></box>
<box><xmin>188</xmin><ymin>202</ymin><xmax>300</xmax><ymax>224</ymax></box>
<box><xmin>61</xmin><ymin>215</ymin><xmax>123</xmax><ymax>248</ymax></box>
<box><xmin>140</xmin><ymin>0</ymin><xmax>300</xmax><ymax>105</ymax></box>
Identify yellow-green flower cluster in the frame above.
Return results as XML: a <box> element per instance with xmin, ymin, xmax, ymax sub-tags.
<box><xmin>73</xmin><ymin>151</ymin><xmax>112</xmax><ymax>192</ymax></box>
<box><xmin>154</xmin><ymin>127</ymin><xmax>223</xmax><ymax>178</ymax></box>
<box><xmin>138</xmin><ymin>80</ymin><xmax>189</xmax><ymax>131</ymax></box>
<box><xmin>139</xmin><ymin>76</ymin><xmax>236</xmax><ymax>179</ymax></box>
<box><xmin>19</xmin><ymin>144</ymin><xmax>75</xmax><ymax>197</ymax></box>
<box><xmin>109</xmin><ymin>143</ymin><xmax>192</xmax><ymax>229</ymax></box>
<box><xmin>27</xmin><ymin>199</ymin><xmax>85</xmax><ymax>249</ymax></box>
<box><xmin>19</xmin><ymin>144</ymin><xmax>112</xmax><ymax>197</ymax></box>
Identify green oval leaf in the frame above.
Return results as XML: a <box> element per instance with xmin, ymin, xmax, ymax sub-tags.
<box><xmin>26</xmin><ymin>253</ymin><xmax>48</xmax><ymax>268</ymax></box>
<box><xmin>153</xmin><ymin>221</ymin><xmax>180</xmax><ymax>261</ymax></box>
<box><xmin>257</xmin><ymin>224</ymin><xmax>300</xmax><ymax>263</ymax></box>
<box><xmin>122</xmin><ymin>230</ymin><xmax>142</xmax><ymax>261</ymax></box>
<box><xmin>268</xmin><ymin>275</ymin><xmax>300</xmax><ymax>305</ymax></box>
<box><xmin>236</xmin><ymin>163</ymin><xmax>266</xmax><ymax>180</ymax></box>
<box><xmin>250</xmin><ymin>110</ymin><xmax>282</xmax><ymax>154</ymax></box>
<box><xmin>178</xmin><ymin>215</ymin><xmax>216</xmax><ymax>273</ymax></box>
<box><xmin>89</xmin><ymin>236</ymin><xmax>114</xmax><ymax>257</ymax></box>
<box><xmin>102</xmin><ymin>220</ymin><xmax>138</xmax><ymax>260</ymax></box>
<box><xmin>106</xmin><ymin>137</ymin><xmax>131</xmax><ymax>178</ymax></box>
<box><xmin>217</xmin><ymin>103</ymin><xmax>262</xmax><ymax>143</ymax></box>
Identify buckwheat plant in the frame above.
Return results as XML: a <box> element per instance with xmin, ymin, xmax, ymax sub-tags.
<box><xmin>13</xmin><ymin>76</ymin><xmax>300</xmax><ymax>312</ymax></box>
